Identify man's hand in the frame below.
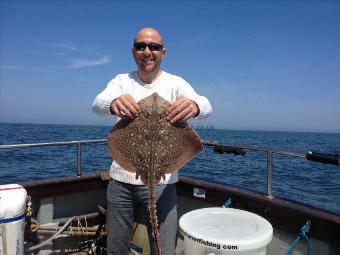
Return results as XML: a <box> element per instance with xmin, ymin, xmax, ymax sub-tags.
<box><xmin>110</xmin><ymin>94</ymin><xmax>141</xmax><ymax>119</ymax></box>
<box><xmin>166</xmin><ymin>98</ymin><xmax>199</xmax><ymax>124</ymax></box>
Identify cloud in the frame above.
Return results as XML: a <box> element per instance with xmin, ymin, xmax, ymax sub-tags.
<box><xmin>45</xmin><ymin>42</ymin><xmax>77</xmax><ymax>51</ymax></box>
<box><xmin>0</xmin><ymin>65</ymin><xmax>23</xmax><ymax>70</ymax></box>
<box><xmin>43</xmin><ymin>42</ymin><xmax>100</xmax><ymax>55</ymax></box>
<box><xmin>68</xmin><ymin>56</ymin><xmax>110</xmax><ymax>69</ymax></box>
<box><xmin>36</xmin><ymin>42</ymin><xmax>78</xmax><ymax>56</ymax></box>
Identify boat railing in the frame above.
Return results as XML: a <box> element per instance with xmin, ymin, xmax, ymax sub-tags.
<box><xmin>201</xmin><ymin>140</ymin><xmax>339</xmax><ymax>198</ymax></box>
<box><xmin>0</xmin><ymin>139</ymin><xmax>107</xmax><ymax>177</ymax></box>
<box><xmin>0</xmin><ymin>139</ymin><xmax>338</xmax><ymax>198</ymax></box>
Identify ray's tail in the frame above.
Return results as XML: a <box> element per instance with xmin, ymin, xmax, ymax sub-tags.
<box><xmin>148</xmin><ymin>185</ymin><xmax>162</xmax><ymax>255</ymax></box>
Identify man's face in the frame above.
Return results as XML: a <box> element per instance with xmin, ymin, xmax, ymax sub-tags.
<box><xmin>132</xmin><ymin>30</ymin><xmax>166</xmax><ymax>74</ymax></box>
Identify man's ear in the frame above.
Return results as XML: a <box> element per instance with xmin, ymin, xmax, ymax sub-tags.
<box><xmin>162</xmin><ymin>47</ymin><xmax>167</xmax><ymax>57</ymax></box>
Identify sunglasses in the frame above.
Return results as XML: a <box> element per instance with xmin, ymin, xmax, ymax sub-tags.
<box><xmin>134</xmin><ymin>42</ymin><xmax>163</xmax><ymax>52</ymax></box>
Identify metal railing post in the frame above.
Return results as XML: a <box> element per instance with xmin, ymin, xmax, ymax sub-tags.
<box><xmin>77</xmin><ymin>142</ymin><xmax>82</xmax><ymax>176</ymax></box>
<box><xmin>267</xmin><ymin>151</ymin><xmax>273</xmax><ymax>198</ymax></box>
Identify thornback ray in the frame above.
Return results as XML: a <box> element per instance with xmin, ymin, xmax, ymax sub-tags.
<box><xmin>108</xmin><ymin>92</ymin><xmax>203</xmax><ymax>255</ymax></box>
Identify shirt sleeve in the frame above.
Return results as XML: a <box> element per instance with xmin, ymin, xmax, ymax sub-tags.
<box><xmin>177</xmin><ymin>78</ymin><xmax>212</xmax><ymax>120</ymax></box>
<box><xmin>92</xmin><ymin>75</ymin><xmax>123</xmax><ymax>115</ymax></box>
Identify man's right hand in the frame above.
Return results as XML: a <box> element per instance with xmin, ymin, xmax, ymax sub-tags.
<box><xmin>110</xmin><ymin>94</ymin><xmax>141</xmax><ymax>119</ymax></box>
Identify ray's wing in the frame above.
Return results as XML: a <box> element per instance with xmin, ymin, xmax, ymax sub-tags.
<box><xmin>156</xmin><ymin>121</ymin><xmax>203</xmax><ymax>174</ymax></box>
<box><xmin>108</xmin><ymin>118</ymin><xmax>140</xmax><ymax>173</ymax></box>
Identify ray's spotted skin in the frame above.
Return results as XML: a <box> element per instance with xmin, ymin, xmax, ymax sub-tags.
<box><xmin>108</xmin><ymin>93</ymin><xmax>203</xmax><ymax>255</ymax></box>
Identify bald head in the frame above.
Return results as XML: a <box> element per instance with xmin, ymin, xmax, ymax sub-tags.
<box><xmin>134</xmin><ymin>27</ymin><xmax>164</xmax><ymax>46</ymax></box>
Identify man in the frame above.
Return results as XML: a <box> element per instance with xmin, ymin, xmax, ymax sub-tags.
<box><xmin>92</xmin><ymin>27</ymin><xmax>212</xmax><ymax>255</ymax></box>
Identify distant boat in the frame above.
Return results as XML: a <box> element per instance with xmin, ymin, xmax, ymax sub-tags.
<box><xmin>192</xmin><ymin>125</ymin><xmax>215</xmax><ymax>130</ymax></box>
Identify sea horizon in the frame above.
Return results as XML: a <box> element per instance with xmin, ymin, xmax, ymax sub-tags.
<box><xmin>1</xmin><ymin>121</ymin><xmax>339</xmax><ymax>135</ymax></box>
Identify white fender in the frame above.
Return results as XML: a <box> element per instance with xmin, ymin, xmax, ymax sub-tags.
<box><xmin>0</xmin><ymin>184</ymin><xmax>27</xmax><ymax>255</ymax></box>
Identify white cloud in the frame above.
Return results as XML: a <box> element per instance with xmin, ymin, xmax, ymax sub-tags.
<box><xmin>69</xmin><ymin>56</ymin><xmax>110</xmax><ymax>69</ymax></box>
<box><xmin>0</xmin><ymin>65</ymin><xmax>23</xmax><ymax>70</ymax></box>
<box><xmin>45</xmin><ymin>42</ymin><xmax>77</xmax><ymax>51</ymax></box>
<box><xmin>43</xmin><ymin>42</ymin><xmax>99</xmax><ymax>55</ymax></box>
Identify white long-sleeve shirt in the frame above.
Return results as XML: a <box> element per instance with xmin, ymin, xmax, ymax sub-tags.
<box><xmin>92</xmin><ymin>71</ymin><xmax>212</xmax><ymax>185</ymax></box>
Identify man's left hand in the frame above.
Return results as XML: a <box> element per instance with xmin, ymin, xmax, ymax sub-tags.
<box><xmin>166</xmin><ymin>98</ymin><xmax>199</xmax><ymax>124</ymax></box>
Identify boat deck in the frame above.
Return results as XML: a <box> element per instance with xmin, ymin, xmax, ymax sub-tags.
<box><xmin>18</xmin><ymin>173</ymin><xmax>340</xmax><ymax>255</ymax></box>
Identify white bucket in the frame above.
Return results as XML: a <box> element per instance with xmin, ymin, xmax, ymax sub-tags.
<box><xmin>0</xmin><ymin>184</ymin><xmax>27</xmax><ymax>255</ymax></box>
<box><xmin>179</xmin><ymin>207</ymin><xmax>273</xmax><ymax>255</ymax></box>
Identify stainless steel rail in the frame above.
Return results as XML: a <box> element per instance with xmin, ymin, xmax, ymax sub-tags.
<box><xmin>201</xmin><ymin>140</ymin><xmax>306</xmax><ymax>199</ymax></box>
<box><xmin>201</xmin><ymin>141</ymin><xmax>340</xmax><ymax>198</ymax></box>
<box><xmin>1</xmin><ymin>139</ymin><xmax>337</xmax><ymax>198</ymax></box>
<box><xmin>0</xmin><ymin>139</ymin><xmax>106</xmax><ymax>176</ymax></box>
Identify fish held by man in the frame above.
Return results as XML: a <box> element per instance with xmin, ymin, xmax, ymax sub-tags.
<box><xmin>108</xmin><ymin>92</ymin><xmax>203</xmax><ymax>255</ymax></box>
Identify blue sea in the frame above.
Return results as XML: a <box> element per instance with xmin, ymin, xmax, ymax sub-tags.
<box><xmin>0</xmin><ymin>123</ymin><xmax>339</xmax><ymax>214</ymax></box>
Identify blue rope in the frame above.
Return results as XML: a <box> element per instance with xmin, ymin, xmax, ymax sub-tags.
<box><xmin>222</xmin><ymin>198</ymin><xmax>232</xmax><ymax>208</ymax></box>
<box><xmin>282</xmin><ymin>221</ymin><xmax>311</xmax><ymax>255</ymax></box>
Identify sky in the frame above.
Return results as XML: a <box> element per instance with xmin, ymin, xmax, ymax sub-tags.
<box><xmin>0</xmin><ymin>0</ymin><xmax>339</xmax><ymax>133</ymax></box>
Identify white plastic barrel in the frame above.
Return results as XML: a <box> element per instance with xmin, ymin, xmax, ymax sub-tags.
<box><xmin>0</xmin><ymin>184</ymin><xmax>27</xmax><ymax>255</ymax></box>
<box><xmin>179</xmin><ymin>207</ymin><xmax>273</xmax><ymax>255</ymax></box>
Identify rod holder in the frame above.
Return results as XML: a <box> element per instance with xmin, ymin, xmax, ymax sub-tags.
<box><xmin>306</xmin><ymin>151</ymin><xmax>339</xmax><ymax>165</ymax></box>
